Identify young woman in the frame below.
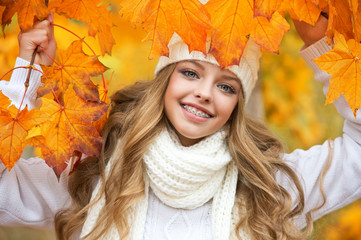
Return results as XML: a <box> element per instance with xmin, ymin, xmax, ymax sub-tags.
<box><xmin>0</xmin><ymin>9</ymin><xmax>360</xmax><ymax>240</ymax></box>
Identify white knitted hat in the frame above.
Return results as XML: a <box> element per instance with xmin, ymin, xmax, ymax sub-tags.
<box><xmin>155</xmin><ymin>33</ymin><xmax>262</xmax><ymax>103</ymax></box>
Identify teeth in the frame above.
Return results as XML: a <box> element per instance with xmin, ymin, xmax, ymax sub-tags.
<box><xmin>182</xmin><ymin>105</ymin><xmax>211</xmax><ymax>118</ymax></box>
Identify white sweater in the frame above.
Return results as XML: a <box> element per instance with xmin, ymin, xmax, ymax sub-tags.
<box><xmin>0</xmin><ymin>38</ymin><xmax>361</xmax><ymax>239</ymax></box>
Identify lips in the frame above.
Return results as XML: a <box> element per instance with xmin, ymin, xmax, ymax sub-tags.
<box><xmin>181</xmin><ymin>104</ymin><xmax>213</xmax><ymax>118</ymax></box>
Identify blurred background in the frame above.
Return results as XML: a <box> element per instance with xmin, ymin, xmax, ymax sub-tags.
<box><xmin>0</xmin><ymin>4</ymin><xmax>360</xmax><ymax>240</ymax></box>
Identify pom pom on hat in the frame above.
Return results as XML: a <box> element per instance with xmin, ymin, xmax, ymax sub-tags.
<box><xmin>155</xmin><ymin>33</ymin><xmax>262</xmax><ymax>103</ymax></box>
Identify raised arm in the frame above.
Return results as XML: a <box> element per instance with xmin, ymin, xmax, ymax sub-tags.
<box><xmin>0</xmin><ymin>13</ymin><xmax>56</xmax><ymax>110</ymax></box>
<box><xmin>0</xmin><ymin>15</ymin><xmax>71</xmax><ymax>229</ymax></box>
<box><xmin>278</xmin><ymin>12</ymin><xmax>361</xmax><ymax>227</ymax></box>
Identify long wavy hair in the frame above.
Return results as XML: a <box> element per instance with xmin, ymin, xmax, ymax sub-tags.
<box><xmin>54</xmin><ymin>62</ymin><xmax>321</xmax><ymax>240</ymax></box>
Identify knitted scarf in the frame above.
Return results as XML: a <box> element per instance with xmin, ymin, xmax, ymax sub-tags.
<box><xmin>80</xmin><ymin>128</ymin><xmax>249</xmax><ymax>240</ymax></box>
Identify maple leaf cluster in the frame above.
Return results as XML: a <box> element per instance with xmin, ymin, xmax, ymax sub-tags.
<box><xmin>118</xmin><ymin>0</ymin><xmax>361</xmax><ymax>115</ymax></box>
<box><xmin>0</xmin><ymin>0</ymin><xmax>360</xmax><ymax>176</ymax></box>
<box><xmin>0</xmin><ymin>40</ymin><xmax>108</xmax><ymax>177</ymax></box>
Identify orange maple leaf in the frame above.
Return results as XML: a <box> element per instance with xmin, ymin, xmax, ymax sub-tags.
<box><xmin>1</xmin><ymin>0</ymin><xmax>48</xmax><ymax>31</ymax></box>
<box><xmin>38</xmin><ymin>86</ymin><xmax>108</xmax><ymax>176</ymax></box>
<box><xmin>205</xmin><ymin>0</ymin><xmax>252</xmax><ymax>67</ymax></box>
<box><xmin>119</xmin><ymin>0</ymin><xmax>212</xmax><ymax>58</ymax></box>
<box><xmin>254</xmin><ymin>0</ymin><xmax>284</xmax><ymax>18</ymax></box>
<box><xmin>41</xmin><ymin>40</ymin><xmax>107</xmax><ymax>101</ymax></box>
<box><xmin>316</xmin><ymin>0</ymin><xmax>329</xmax><ymax>9</ymax></box>
<box><xmin>50</xmin><ymin>0</ymin><xmax>114</xmax><ymax>55</ymax></box>
<box><xmin>326</xmin><ymin>0</ymin><xmax>353</xmax><ymax>42</ymax></box>
<box><xmin>0</xmin><ymin>6</ymin><xmax>5</xmax><ymax>27</ymax></box>
<box><xmin>0</xmin><ymin>98</ymin><xmax>47</xmax><ymax>170</ymax></box>
<box><xmin>0</xmin><ymin>89</ymin><xmax>11</xmax><ymax>112</ymax></box>
<box><xmin>314</xmin><ymin>32</ymin><xmax>361</xmax><ymax>116</ymax></box>
<box><xmin>287</xmin><ymin>0</ymin><xmax>321</xmax><ymax>25</ymax></box>
<box><xmin>92</xmin><ymin>76</ymin><xmax>110</xmax><ymax>133</ymax></box>
<box><xmin>251</xmin><ymin>11</ymin><xmax>290</xmax><ymax>54</ymax></box>
<box><xmin>350</xmin><ymin>0</ymin><xmax>361</xmax><ymax>42</ymax></box>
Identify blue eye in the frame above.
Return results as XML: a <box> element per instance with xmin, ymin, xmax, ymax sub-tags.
<box><xmin>181</xmin><ymin>70</ymin><xmax>199</xmax><ymax>79</ymax></box>
<box><xmin>218</xmin><ymin>84</ymin><xmax>236</xmax><ymax>94</ymax></box>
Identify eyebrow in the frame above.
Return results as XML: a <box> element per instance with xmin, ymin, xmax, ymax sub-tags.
<box><xmin>186</xmin><ymin>61</ymin><xmax>205</xmax><ymax>70</ymax></box>
<box><xmin>221</xmin><ymin>75</ymin><xmax>240</xmax><ymax>82</ymax></box>
<box><xmin>184</xmin><ymin>61</ymin><xmax>240</xmax><ymax>83</ymax></box>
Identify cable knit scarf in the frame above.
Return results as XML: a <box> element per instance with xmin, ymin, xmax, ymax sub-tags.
<box><xmin>80</xmin><ymin>128</ymin><xmax>241</xmax><ymax>240</ymax></box>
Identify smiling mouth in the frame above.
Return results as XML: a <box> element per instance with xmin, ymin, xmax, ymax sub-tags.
<box><xmin>181</xmin><ymin>104</ymin><xmax>212</xmax><ymax>118</ymax></box>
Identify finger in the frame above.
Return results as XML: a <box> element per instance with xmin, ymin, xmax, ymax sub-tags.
<box><xmin>47</xmin><ymin>11</ymin><xmax>54</xmax><ymax>24</ymax></box>
<box><xmin>47</xmin><ymin>12</ymin><xmax>55</xmax><ymax>41</ymax></box>
<box><xmin>33</xmin><ymin>19</ymin><xmax>51</xmax><ymax>35</ymax></box>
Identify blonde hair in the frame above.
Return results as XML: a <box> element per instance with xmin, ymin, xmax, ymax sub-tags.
<box><xmin>55</xmin><ymin>63</ymin><xmax>316</xmax><ymax>239</ymax></box>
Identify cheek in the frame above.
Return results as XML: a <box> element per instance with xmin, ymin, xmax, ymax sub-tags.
<box><xmin>165</xmin><ymin>75</ymin><xmax>183</xmax><ymax>100</ymax></box>
<box><xmin>217</xmin><ymin>96</ymin><xmax>239</xmax><ymax>121</ymax></box>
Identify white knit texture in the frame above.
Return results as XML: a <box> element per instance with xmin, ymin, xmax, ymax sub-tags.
<box><xmin>81</xmin><ymin>128</ymin><xmax>249</xmax><ymax>240</ymax></box>
<box><xmin>144</xmin><ymin>129</ymin><xmax>232</xmax><ymax>209</ymax></box>
<box><xmin>144</xmin><ymin>128</ymin><xmax>239</xmax><ymax>239</ymax></box>
<box><xmin>0</xmin><ymin>57</ymin><xmax>43</xmax><ymax>110</ymax></box>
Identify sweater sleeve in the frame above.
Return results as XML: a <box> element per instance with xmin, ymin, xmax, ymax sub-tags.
<box><xmin>278</xmin><ymin>37</ymin><xmax>361</xmax><ymax>227</ymax></box>
<box><xmin>0</xmin><ymin>57</ymin><xmax>43</xmax><ymax>110</ymax></box>
<box><xmin>0</xmin><ymin>157</ymin><xmax>71</xmax><ymax>229</ymax></box>
<box><xmin>0</xmin><ymin>59</ymin><xmax>71</xmax><ymax>229</ymax></box>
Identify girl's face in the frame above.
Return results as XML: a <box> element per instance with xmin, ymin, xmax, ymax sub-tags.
<box><xmin>164</xmin><ymin>60</ymin><xmax>242</xmax><ymax>146</ymax></box>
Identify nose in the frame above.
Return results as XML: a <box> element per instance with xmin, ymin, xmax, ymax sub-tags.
<box><xmin>194</xmin><ymin>80</ymin><xmax>213</xmax><ymax>102</ymax></box>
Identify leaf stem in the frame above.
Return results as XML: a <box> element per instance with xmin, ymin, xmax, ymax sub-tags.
<box><xmin>1</xmin><ymin>66</ymin><xmax>38</xmax><ymax>120</ymax></box>
<box><xmin>52</xmin><ymin>23</ymin><xmax>96</xmax><ymax>56</ymax></box>
<box><xmin>52</xmin><ymin>23</ymin><xmax>107</xmax><ymax>91</ymax></box>
<box><xmin>41</xmin><ymin>47</ymin><xmax>61</xmax><ymax>67</ymax></box>
<box><xmin>25</xmin><ymin>46</ymin><xmax>38</xmax><ymax>88</ymax></box>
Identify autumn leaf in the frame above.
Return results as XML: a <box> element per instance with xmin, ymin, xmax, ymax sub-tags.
<box><xmin>41</xmin><ymin>40</ymin><xmax>107</xmax><ymax>101</ymax></box>
<box><xmin>351</xmin><ymin>0</ymin><xmax>361</xmax><ymax>42</ymax></box>
<box><xmin>0</xmin><ymin>6</ymin><xmax>5</xmax><ymax>27</ymax></box>
<box><xmin>314</xmin><ymin>32</ymin><xmax>361</xmax><ymax>116</ymax></box>
<box><xmin>1</xmin><ymin>0</ymin><xmax>48</xmax><ymax>31</ymax></box>
<box><xmin>287</xmin><ymin>0</ymin><xmax>321</xmax><ymax>25</ymax></box>
<box><xmin>119</xmin><ymin>0</ymin><xmax>212</xmax><ymax>58</ymax></box>
<box><xmin>254</xmin><ymin>0</ymin><xmax>284</xmax><ymax>18</ymax></box>
<box><xmin>0</xmin><ymin>89</ymin><xmax>11</xmax><ymax>112</ymax></box>
<box><xmin>92</xmin><ymin>77</ymin><xmax>110</xmax><ymax>133</ymax></box>
<box><xmin>38</xmin><ymin>86</ymin><xmax>108</xmax><ymax>176</ymax></box>
<box><xmin>316</xmin><ymin>0</ymin><xmax>329</xmax><ymax>9</ymax></box>
<box><xmin>88</xmin><ymin>4</ymin><xmax>115</xmax><ymax>56</ymax></box>
<box><xmin>251</xmin><ymin>11</ymin><xmax>290</xmax><ymax>54</ymax></box>
<box><xmin>326</xmin><ymin>0</ymin><xmax>353</xmax><ymax>42</ymax></box>
<box><xmin>205</xmin><ymin>0</ymin><xmax>252</xmax><ymax>67</ymax></box>
<box><xmin>50</xmin><ymin>0</ymin><xmax>115</xmax><ymax>55</ymax></box>
<box><xmin>0</xmin><ymin>103</ymin><xmax>47</xmax><ymax>170</ymax></box>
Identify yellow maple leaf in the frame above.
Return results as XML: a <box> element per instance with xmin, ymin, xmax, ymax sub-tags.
<box><xmin>41</xmin><ymin>40</ymin><xmax>107</xmax><ymax>101</ymax></box>
<box><xmin>1</xmin><ymin>0</ymin><xmax>48</xmax><ymax>31</ymax></box>
<box><xmin>39</xmin><ymin>86</ymin><xmax>108</xmax><ymax>176</ymax></box>
<box><xmin>288</xmin><ymin>0</ymin><xmax>321</xmax><ymax>25</ymax></box>
<box><xmin>254</xmin><ymin>0</ymin><xmax>284</xmax><ymax>18</ymax></box>
<box><xmin>205</xmin><ymin>0</ymin><xmax>252</xmax><ymax>67</ymax></box>
<box><xmin>51</xmin><ymin>0</ymin><xmax>115</xmax><ymax>55</ymax></box>
<box><xmin>351</xmin><ymin>0</ymin><xmax>361</xmax><ymax>42</ymax></box>
<box><xmin>251</xmin><ymin>11</ymin><xmax>290</xmax><ymax>54</ymax></box>
<box><xmin>326</xmin><ymin>0</ymin><xmax>353</xmax><ymax>42</ymax></box>
<box><xmin>119</xmin><ymin>0</ymin><xmax>212</xmax><ymax>58</ymax></box>
<box><xmin>0</xmin><ymin>101</ymin><xmax>47</xmax><ymax>170</ymax></box>
<box><xmin>314</xmin><ymin>32</ymin><xmax>361</xmax><ymax>116</ymax></box>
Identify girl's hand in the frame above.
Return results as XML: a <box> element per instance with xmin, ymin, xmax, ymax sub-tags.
<box><xmin>18</xmin><ymin>12</ymin><xmax>56</xmax><ymax>65</ymax></box>
<box><xmin>293</xmin><ymin>8</ymin><xmax>329</xmax><ymax>47</ymax></box>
